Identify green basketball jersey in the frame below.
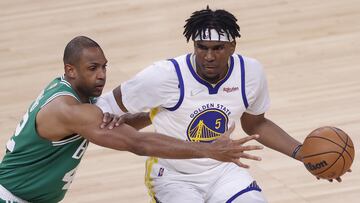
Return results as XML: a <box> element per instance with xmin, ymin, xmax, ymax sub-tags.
<box><xmin>0</xmin><ymin>76</ymin><xmax>92</xmax><ymax>203</ymax></box>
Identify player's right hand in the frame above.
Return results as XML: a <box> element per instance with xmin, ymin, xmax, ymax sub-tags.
<box><xmin>100</xmin><ymin>112</ymin><xmax>123</xmax><ymax>129</ymax></box>
<box><xmin>209</xmin><ymin>122</ymin><xmax>263</xmax><ymax>168</ymax></box>
<box><xmin>316</xmin><ymin>169</ymin><xmax>352</xmax><ymax>183</ymax></box>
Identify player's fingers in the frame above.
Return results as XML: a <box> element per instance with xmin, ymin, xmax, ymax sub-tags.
<box><xmin>115</xmin><ymin>117</ymin><xmax>122</xmax><ymax>127</ymax></box>
<box><xmin>223</xmin><ymin>122</ymin><xmax>235</xmax><ymax>138</ymax></box>
<box><xmin>233</xmin><ymin>134</ymin><xmax>260</xmax><ymax>145</ymax></box>
<box><xmin>103</xmin><ymin>112</ymin><xmax>110</xmax><ymax>122</ymax></box>
<box><xmin>108</xmin><ymin>115</ymin><xmax>122</xmax><ymax>129</ymax></box>
<box><xmin>232</xmin><ymin>159</ymin><xmax>250</xmax><ymax>169</ymax></box>
<box><xmin>234</xmin><ymin>145</ymin><xmax>263</xmax><ymax>152</ymax></box>
<box><xmin>115</xmin><ymin>115</ymin><xmax>126</xmax><ymax>127</ymax></box>
<box><xmin>232</xmin><ymin>152</ymin><xmax>262</xmax><ymax>161</ymax></box>
<box><xmin>108</xmin><ymin>119</ymin><xmax>116</xmax><ymax>129</ymax></box>
<box><xmin>101</xmin><ymin>113</ymin><xmax>111</xmax><ymax>129</ymax></box>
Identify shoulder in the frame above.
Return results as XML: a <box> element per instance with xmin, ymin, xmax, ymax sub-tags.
<box><xmin>147</xmin><ymin>60</ymin><xmax>179</xmax><ymax>77</ymax></box>
<box><xmin>122</xmin><ymin>59</ymin><xmax>179</xmax><ymax>88</ymax></box>
<box><xmin>36</xmin><ymin>95</ymin><xmax>95</xmax><ymax>140</ymax></box>
<box><xmin>39</xmin><ymin>96</ymin><xmax>82</xmax><ymax>122</ymax></box>
<box><xmin>239</xmin><ymin>55</ymin><xmax>266</xmax><ymax>83</ymax></box>
<box><xmin>145</xmin><ymin>54</ymin><xmax>188</xmax><ymax>75</ymax></box>
<box><xmin>241</xmin><ymin>56</ymin><xmax>264</xmax><ymax>73</ymax></box>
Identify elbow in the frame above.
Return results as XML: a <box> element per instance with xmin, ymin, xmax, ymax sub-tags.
<box><xmin>241</xmin><ymin>114</ymin><xmax>268</xmax><ymax>135</ymax></box>
<box><xmin>241</xmin><ymin>122</ymin><xmax>255</xmax><ymax>135</ymax></box>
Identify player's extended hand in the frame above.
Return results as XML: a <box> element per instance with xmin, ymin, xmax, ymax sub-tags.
<box><xmin>100</xmin><ymin>112</ymin><xmax>123</xmax><ymax>129</ymax></box>
<box><xmin>209</xmin><ymin>122</ymin><xmax>263</xmax><ymax>168</ymax></box>
<box><xmin>316</xmin><ymin>169</ymin><xmax>352</xmax><ymax>183</ymax></box>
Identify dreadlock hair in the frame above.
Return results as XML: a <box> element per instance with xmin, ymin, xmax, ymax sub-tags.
<box><xmin>183</xmin><ymin>6</ymin><xmax>241</xmax><ymax>42</ymax></box>
<box><xmin>63</xmin><ymin>36</ymin><xmax>101</xmax><ymax>66</ymax></box>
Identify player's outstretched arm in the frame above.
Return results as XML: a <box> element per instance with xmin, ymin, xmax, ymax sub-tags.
<box><xmin>81</xmin><ymin>107</ymin><xmax>264</xmax><ymax>165</ymax></box>
<box><xmin>39</xmin><ymin>96</ymin><xmax>263</xmax><ymax>165</ymax></box>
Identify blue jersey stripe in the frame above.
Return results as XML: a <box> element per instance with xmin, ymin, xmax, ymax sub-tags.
<box><xmin>238</xmin><ymin>55</ymin><xmax>249</xmax><ymax>108</ymax></box>
<box><xmin>226</xmin><ymin>181</ymin><xmax>262</xmax><ymax>203</ymax></box>
<box><xmin>165</xmin><ymin>59</ymin><xmax>184</xmax><ymax>111</ymax></box>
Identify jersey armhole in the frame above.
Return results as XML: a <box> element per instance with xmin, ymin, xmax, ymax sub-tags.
<box><xmin>164</xmin><ymin>59</ymin><xmax>184</xmax><ymax>111</ymax></box>
<box><xmin>238</xmin><ymin>55</ymin><xmax>249</xmax><ymax>109</ymax></box>
<box><xmin>40</xmin><ymin>91</ymin><xmax>79</xmax><ymax>109</ymax></box>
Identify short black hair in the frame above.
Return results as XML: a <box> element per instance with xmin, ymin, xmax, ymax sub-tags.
<box><xmin>183</xmin><ymin>6</ymin><xmax>241</xmax><ymax>42</ymax></box>
<box><xmin>63</xmin><ymin>36</ymin><xmax>101</xmax><ymax>65</ymax></box>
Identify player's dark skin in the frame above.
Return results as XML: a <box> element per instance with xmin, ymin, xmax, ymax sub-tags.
<box><xmin>193</xmin><ymin>40</ymin><xmax>235</xmax><ymax>84</ymax></box>
<box><xmin>110</xmin><ymin>38</ymin><xmax>351</xmax><ymax>182</ymax></box>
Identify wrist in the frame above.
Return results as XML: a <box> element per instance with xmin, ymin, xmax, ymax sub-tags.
<box><xmin>196</xmin><ymin>142</ymin><xmax>212</xmax><ymax>159</ymax></box>
<box><xmin>291</xmin><ymin>144</ymin><xmax>302</xmax><ymax>160</ymax></box>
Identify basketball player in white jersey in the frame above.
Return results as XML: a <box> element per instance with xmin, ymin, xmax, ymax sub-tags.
<box><xmin>96</xmin><ymin>7</ymin><xmax>308</xmax><ymax>203</ymax></box>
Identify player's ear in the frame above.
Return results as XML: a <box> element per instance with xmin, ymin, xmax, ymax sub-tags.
<box><xmin>64</xmin><ymin>64</ymin><xmax>77</xmax><ymax>79</ymax></box>
<box><xmin>229</xmin><ymin>41</ymin><xmax>236</xmax><ymax>55</ymax></box>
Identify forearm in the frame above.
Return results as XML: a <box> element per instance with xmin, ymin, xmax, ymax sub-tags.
<box><xmin>123</xmin><ymin>112</ymin><xmax>152</xmax><ymax>130</ymax></box>
<box><xmin>246</xmin><ymin>118</ymin><xmax>302</xmax><ymax>160</ymax></box>
<box><xmin>87</xmin><ymin>124</ymin><xmax>209</xmax><ymax>159</ymax></box>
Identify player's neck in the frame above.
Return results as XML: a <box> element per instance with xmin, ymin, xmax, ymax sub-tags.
<box><xmin>63</xmin><ymin>76</ymin><xmax>91</xmax><ymax>103</ymax></box>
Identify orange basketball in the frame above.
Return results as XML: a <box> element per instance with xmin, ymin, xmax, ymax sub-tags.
<box><xmin>301</xmin><ymin>126</ymin><xmax>355</xmax><ymax>179</ymax></box>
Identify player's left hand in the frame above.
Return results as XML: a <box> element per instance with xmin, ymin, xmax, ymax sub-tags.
<box><xmin>100</xmin><ymin>112</ymin><xmax>123</xmax><ymax>129</ymax></box>
<box><xmin>316</xmin><ymin>169</ymin><xmax>352</xmax><ymax>182</ymax></box>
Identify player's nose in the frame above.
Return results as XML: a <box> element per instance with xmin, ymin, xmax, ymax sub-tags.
<box><xmin>204</xmin><ymin>49</ymin><xmax>215</xmax><ymax>61</ymax></box>
<box><xmin>97</xmin><ymin>67</ymin><xmax>106</xmax><ymax>80</ymax></box>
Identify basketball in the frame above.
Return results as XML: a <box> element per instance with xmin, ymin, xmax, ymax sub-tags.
<box><xmin>301</xmin><ymin>126</ymin><xmax>355</xmax><ymax>179</ymax></box>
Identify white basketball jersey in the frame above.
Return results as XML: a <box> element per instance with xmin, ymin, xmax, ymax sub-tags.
<box><xmin>151</xmin><ymin>53</ymin><xmax>256</xmax><ymax>174</ymax></box>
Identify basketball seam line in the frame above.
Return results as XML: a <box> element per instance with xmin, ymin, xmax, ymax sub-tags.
<box><xmin>313</xmin><ymin>152</ymin><xmax>343</xmax><ymax>176</ymax></box>
<box><xmin>332</xmin><ymin>127</ymin><xmax>354</xmax><ymax>160</ymax></box>
<box><xmin>303</xmin><ymin>151</ymin><xmax>341</xmax><ymax>158</ymax></box>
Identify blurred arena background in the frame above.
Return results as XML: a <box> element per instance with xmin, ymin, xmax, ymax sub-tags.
<box><xmin>0</xmin><ymin>0</ymin><xmax>359</xmax><ymax>202</ymax></box>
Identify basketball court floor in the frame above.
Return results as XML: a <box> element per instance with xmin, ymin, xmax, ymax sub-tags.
<box><xmin>0</xmin><ymin>0</ymin><xmax>359</xmax><ymax>202</ymax></box>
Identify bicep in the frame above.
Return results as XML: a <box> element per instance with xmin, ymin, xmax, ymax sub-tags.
<box><xmin>39</xmin><ymin>96</ymin><xmax>105</xmax><ymax>139</ymax></box>
<box><xmin>63</xmin><ymin>102</ymin><xmax>141</xmax><ymax>151</ymax></box>
<box><xmin>38</xmin><ymin>96</ymin><xmax>142</xmax><ymax>150</ymax></box>
<box><xmin>241</xmin><ymin>112</ymin><xmax>266</xmax><ymax>134</ymax></box>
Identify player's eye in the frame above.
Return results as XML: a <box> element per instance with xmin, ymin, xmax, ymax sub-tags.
<box><xmin>215</xmin><ymin>45</ymin><xmax>224</xmax><ymax>50</ymax></box>
<box><xmin>197</xmin><ymin>44</ymin><xmax>208</xmax><ymax>50</ymax></box>
<box><xmin>88</xmin><ymin>65</ymin><xmax>97</xmax><ymax>71</ymax></box>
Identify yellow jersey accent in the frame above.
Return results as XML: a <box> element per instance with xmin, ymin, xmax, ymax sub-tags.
<box><xmin>145</xmin><ymin>157</ymin><xmax>158</xmax><ymax>203</ymax></box>
<box><xmin>149</xmin><ymin>108</ymin><xmax>159</xmax><ymax>122</ymax></box>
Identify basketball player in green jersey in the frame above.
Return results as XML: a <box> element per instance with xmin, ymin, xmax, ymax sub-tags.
<box><xmin>0</xmin><ymin>36</ymin><xmax>263</xmax><ymax>203</ymax></box>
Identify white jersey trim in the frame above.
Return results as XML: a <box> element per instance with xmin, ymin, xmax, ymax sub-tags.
<box><xmin>41</xmin><ymin>92</ymin><xmax>79</xmax><ymax>108</ymax></box>
<box><xmin>60</xmin><ymin>75</ymin><xmax>72</xmax><ymax>88</ymax></box>
<box><xmin>52</xmin><ymin>134</ymin><xmax>83</xmax><ymax>146</ymax></box>
<box><xmin>0</xmin><ymin>184</ymin><xmax>29</xmax><ymax>203</ymax></box>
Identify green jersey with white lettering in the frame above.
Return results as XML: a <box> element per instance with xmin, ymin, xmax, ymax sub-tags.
<box><xmin>0</xmin><ymin>76</ymin><xmax>92</xmax><ymax>203</ymax></box>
